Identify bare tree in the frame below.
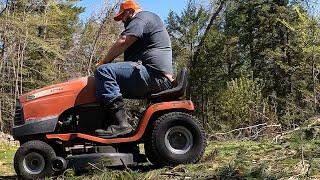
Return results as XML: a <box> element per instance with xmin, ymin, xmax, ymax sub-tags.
<box><xmin>87</xmin><ymin>0</ymin><xmax>121</xmax><ymax>75</ymax></box>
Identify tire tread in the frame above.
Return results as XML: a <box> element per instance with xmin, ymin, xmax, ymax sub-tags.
<box><xmin>14</xmin><ymin>140</ymin><xmax>56</xmax><ymax>180</ymax></box>
<box><xmin>145</xmin><ymin>112</ymin><xmax>206</xmax><ymax>166</ymax></box>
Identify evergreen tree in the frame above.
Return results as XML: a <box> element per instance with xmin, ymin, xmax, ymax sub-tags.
<box><xmin>167</xmin><ymin>0</ymin><xmax>320</xmax><ymax>131</ymax></box>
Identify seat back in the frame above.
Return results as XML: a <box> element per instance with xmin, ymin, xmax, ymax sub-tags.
<box><xmin>149</xmin><ymin>68</ymin><xmax>188</xmax><ymax>102</ymax></box>
<box><xmin>173</xmin><ymin>67</ymin><xmax>188</xmax><ymax>97</ymax></box>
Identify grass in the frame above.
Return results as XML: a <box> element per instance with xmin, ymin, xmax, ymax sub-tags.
<box><xmin>58</xmin><ymin>133</ymin><xmax>320</xmax><ymax>180</ymax></box>
<box><xmin>0</xmin><ymin>140</ymin><xmax>18</xmax><ymax>177</ymax></box>
<box><xmin>0</xmin><ymin>132</ymin><xmax>319</xmax><ymax>179</ymax></box>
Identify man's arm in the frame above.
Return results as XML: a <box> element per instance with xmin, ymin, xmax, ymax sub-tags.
<box><xmin>98</xmin><ymin>35</ymin><xmax>138</xmax><ymax>65</ymax></box>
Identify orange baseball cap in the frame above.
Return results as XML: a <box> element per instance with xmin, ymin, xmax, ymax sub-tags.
<box><xmin>114</xmin><ymin>0</ymin><xmax>141</xmax><ymax>21</ymax></box>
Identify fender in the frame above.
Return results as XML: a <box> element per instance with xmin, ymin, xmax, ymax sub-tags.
<box><xmin>46</xmin><ymin>100</ymin><xmax>194</xmax><ymax>144</ymax></box>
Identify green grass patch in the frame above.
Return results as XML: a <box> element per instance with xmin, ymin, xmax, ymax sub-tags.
<box><xmin>0</xmin><ymin>136</ymin><xmax>319</xmax><ymax>179</ymax></box>
<box><xmin>57</xmin><ymin>138</ymin><xmax>320</xmax><ymax>179</ymax></box>
<box><xmin>0</xmin><ymin>140</ymin><xmax>18</xmax><ymax>176</ymax></box>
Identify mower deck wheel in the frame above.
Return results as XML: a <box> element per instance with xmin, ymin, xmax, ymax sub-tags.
<box><xmin>14</xmin><ymin>140</ymin><xmax>57</xmax><ymax>180</ymax></box>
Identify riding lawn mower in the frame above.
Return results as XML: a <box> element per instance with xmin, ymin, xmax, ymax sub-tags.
<box><xmin>12</xmin><ymin>68</ymin><xmax>206</xmax><ymax>179</ymax></box>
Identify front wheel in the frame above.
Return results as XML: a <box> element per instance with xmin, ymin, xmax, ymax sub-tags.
<box><xmin>144</xmin><ymin>112</ymin><xmax>206</xmax><ymax>166</ymax></box>
<box><xmin>14</xmin><ymin>140</ymin><xmax>57</xmax><ymax>180</ymax></box>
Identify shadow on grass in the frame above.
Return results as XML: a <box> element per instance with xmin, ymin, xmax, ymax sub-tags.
<box><xmin>0</xmin><ymin>164</ymin><xmax>159</xmax><ymax>179</ymax></box>
<box><xmin>66</xmin><ymin>163</ymin><xmax>161</xmax><ymax>177</ymax></box>
<box><xmin>0</xmin><ymin>175</ymin><xmax>17</xmax><ymax>180</ymax></box>
<box><xmin>128</xmin><ymin>164</ymin><xmax>160</xmax><ymax>172</ymax></box>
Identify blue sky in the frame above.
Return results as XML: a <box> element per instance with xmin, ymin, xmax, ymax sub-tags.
<box><xmin>77</xmin><ymin>0</ymin><xmax>191</xmax><ymax>21</ymax></box>
<box><xmin>76</xmin><ymin>0</ymin><xmax>319</xmax><ymax>21</ymax></box>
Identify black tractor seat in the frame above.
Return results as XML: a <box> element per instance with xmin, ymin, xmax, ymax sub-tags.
<box><xmin>149</xmin><ymin>68</ymin><xmax>188</xmax><ymax>102</ymax></box>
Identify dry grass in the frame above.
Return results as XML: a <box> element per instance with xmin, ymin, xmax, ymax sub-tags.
<box><xmin>0</xmin><ymin>132</ymin><xmax>319</xmax><ymax>179</ymax></box>
<box><xmin>60</xmin><ymin>134</ymin><xmax>320</xmax><ymax>179</ymax></box>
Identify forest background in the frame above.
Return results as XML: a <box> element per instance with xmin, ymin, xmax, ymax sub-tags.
<box><xmin>0</xmin><ymin>0</ymin><xmax>319</xmax><ymax>137</ymax></box>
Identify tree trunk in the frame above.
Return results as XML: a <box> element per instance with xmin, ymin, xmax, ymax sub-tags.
<box><xmin>191</xmin><ymin>0</ymin><xmax>226</xmax><ymax>68</ymax></box>
<box><xmin>0</xmin><ymin>100</ymin><xmax>2</xmax><ymax>132</ymax></box>
<box><xmin>312</xmin><ymin>31</ymin><xmax>317</xmax><ymax>112</ymax></box>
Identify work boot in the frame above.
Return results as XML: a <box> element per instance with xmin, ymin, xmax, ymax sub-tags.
<box><xmin>96</xmin><ymin>97</ymin><xmax>133</xmax><ymax>138</ymax></box>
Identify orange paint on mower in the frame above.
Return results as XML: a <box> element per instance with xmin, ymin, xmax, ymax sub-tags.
<box><xmin>46</xmin><ymin>100</ymin><xmax>194</xmax><ymax>144</ymax></box>
<box><xmin>19</xmin><ymin>77</ymin><xmax>97</xmax><ymax>122</ymax></box>
<box><xmin>12</xmin><ymin>68</ymin><xmax>206</xmax><ymax>180</ymax></box>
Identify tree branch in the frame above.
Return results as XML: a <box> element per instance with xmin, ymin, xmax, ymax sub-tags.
<box><xmin>87</xmin><ymin>0</ymin><xmax>121</xmax><ymax>75</ymax></box>
<box><xmin>0</xmin><ymin>0</ymin><xmax>9</xmax><ymax>17</ymax></box>
<box><xmin>191</xmin><ymin>0</ymin><xmax>226</xmax><ymax>68</ymax></box>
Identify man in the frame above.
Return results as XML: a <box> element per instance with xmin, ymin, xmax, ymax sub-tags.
<box><xmin>94</xmin><ymin>0</ymin><xmax>174</xmax><ymax>138</ymax></box>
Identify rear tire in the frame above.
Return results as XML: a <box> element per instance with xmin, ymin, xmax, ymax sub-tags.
<box><xmin>14</xmin><ymin>140</ymin><xmax>56</xmax><ymax>180</ymax></box>
<box><xmin>144</xmin><ymin>112</ymin><xmax>206</xmax><ymax>166</ymax></box>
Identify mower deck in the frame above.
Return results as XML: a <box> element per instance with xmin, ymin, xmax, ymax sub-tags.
<box><xmin>68</xmin><ymin>153</ymin><xmax>136</xmax><ymax>170</ymax></box>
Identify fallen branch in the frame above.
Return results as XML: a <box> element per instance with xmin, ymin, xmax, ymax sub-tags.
<box><xmin>120</xmin><ymin>158</ymin><xmax>131</xmax><ymax>172</ymax></box>
<box><xmin>210</xmin><ymin>123</ymin><xmax>282</xmax><ymax>141</ymax></box>
<box><xmin>274</xmin><ymin>127</ymin><xmax>301</xmax><ymax>143</ymax></box>
<box><xmin>88</xmin><ymin>162</ymin><xmax>105</xmax><ymax>173</ymax></box>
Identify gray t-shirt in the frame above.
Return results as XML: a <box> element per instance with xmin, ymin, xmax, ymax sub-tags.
<box><xmin>121</xmin><ymin>11</ymin><xmax>173</xmax><ymax>74</ymax></box>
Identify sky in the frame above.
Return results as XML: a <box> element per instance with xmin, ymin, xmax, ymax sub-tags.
<box><xmin>77</xmin><ymin>0</ymin><xmax>191</xmax><ymax>21</ymax></box>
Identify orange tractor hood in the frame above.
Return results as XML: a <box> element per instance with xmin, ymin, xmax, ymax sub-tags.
<box><xmin>19</xmin><ymin>77</ymin><xmax>97</xmax><ymax>121</ymax></box>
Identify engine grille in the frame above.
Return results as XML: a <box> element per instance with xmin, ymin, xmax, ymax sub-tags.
<box><xmin>14</xmin><ymin>102</ymin><xmax>24</xmax><ymax>126</ymax></box>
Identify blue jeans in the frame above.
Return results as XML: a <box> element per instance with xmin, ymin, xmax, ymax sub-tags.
<box><xmin>95</xmin><ymin>61</ymin><xmax>173</xmax><ymax>104</ymax></box>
